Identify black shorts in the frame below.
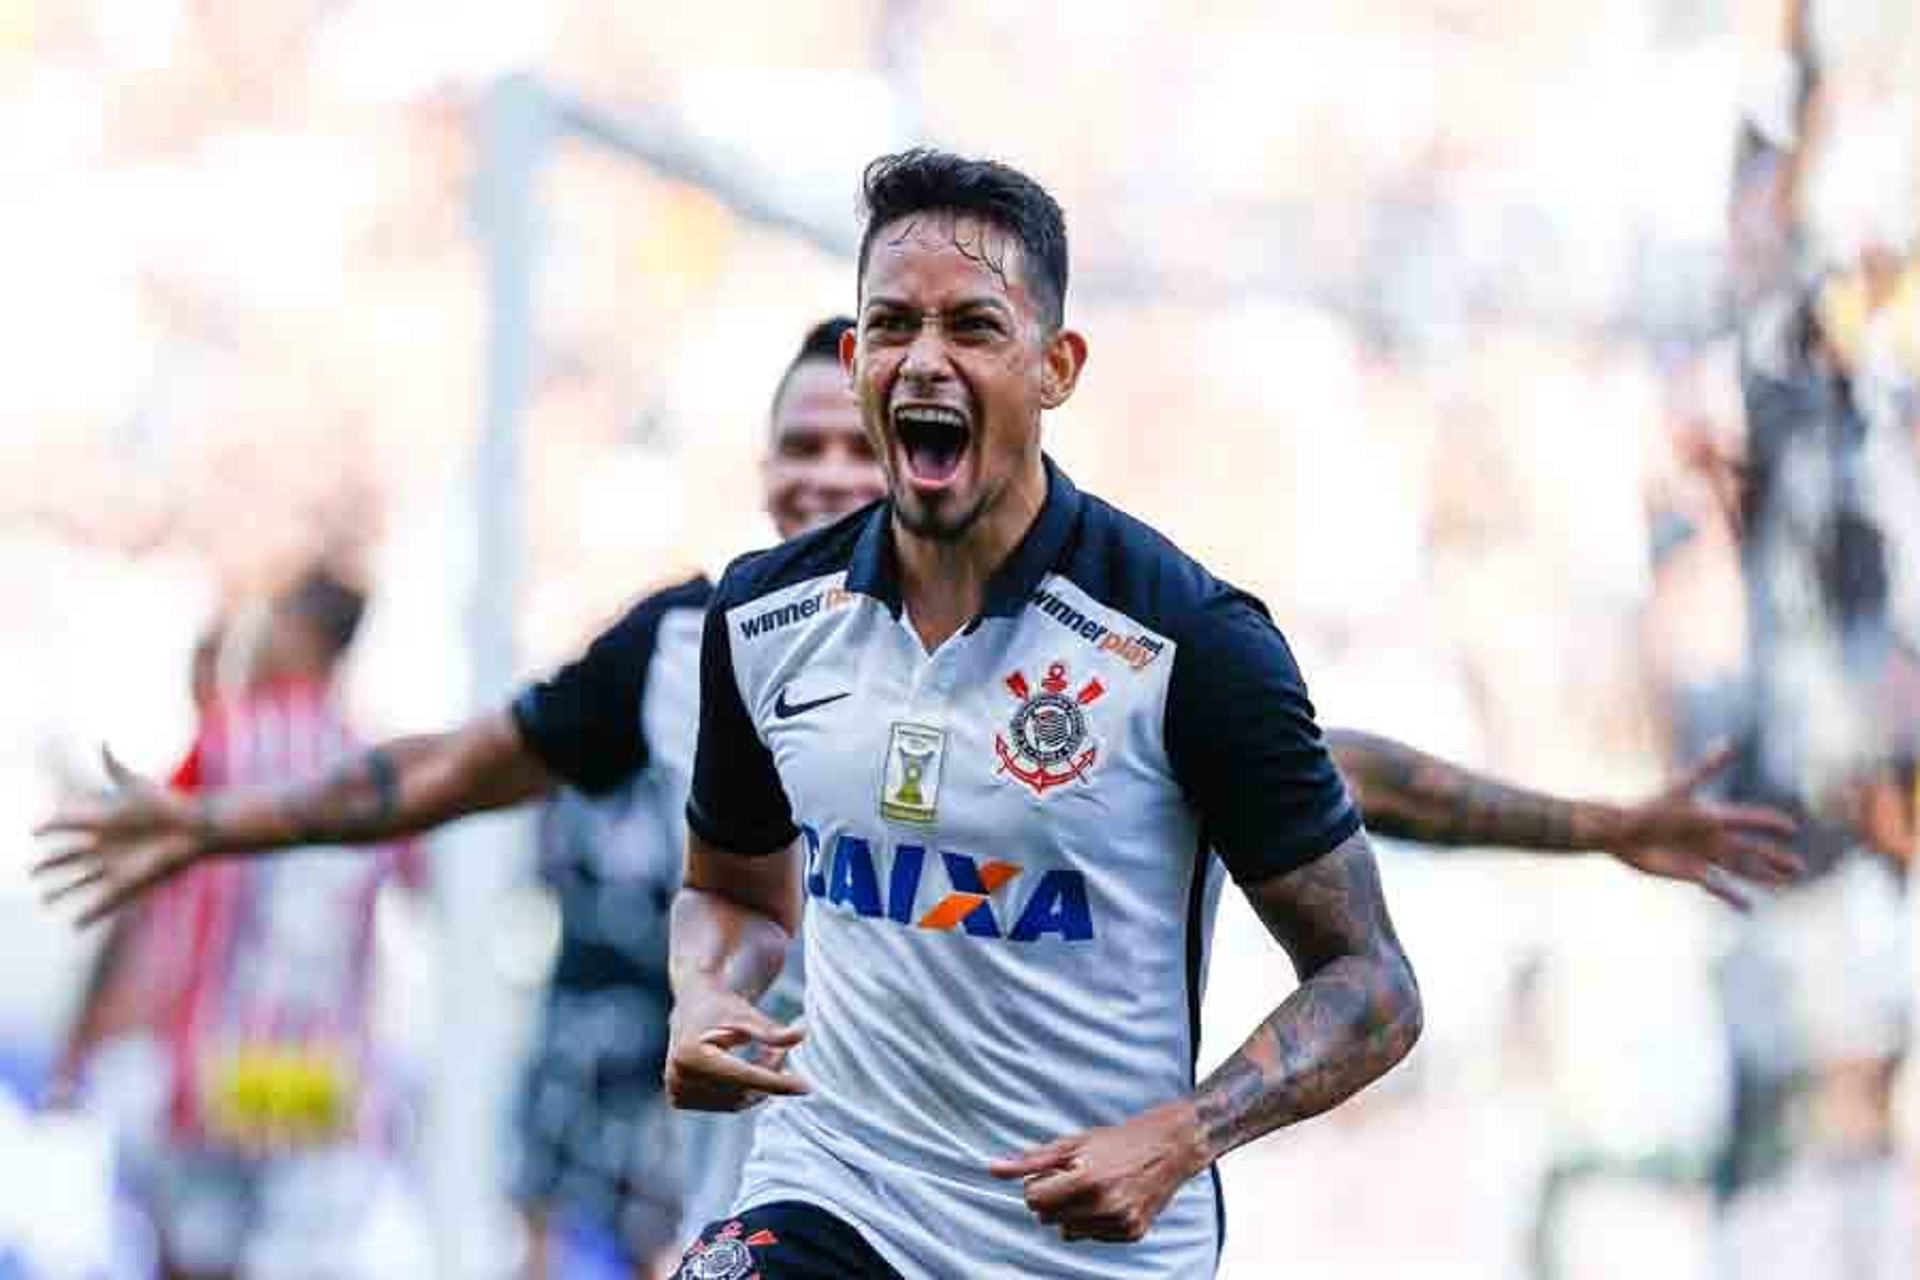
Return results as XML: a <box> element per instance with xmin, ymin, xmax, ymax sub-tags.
<box><xmin>671</xmin><ymin>1201</ymin><xmax>903</xmax><ymax>1279</ymax></box>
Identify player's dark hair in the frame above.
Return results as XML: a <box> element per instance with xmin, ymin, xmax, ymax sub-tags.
<box><xmin>769</xmin><ymin>316</ymin><xmax>855</xmax><ymax>425</ymax></box>
<box><xmin>857</xmin><ymin>149</ymin><xmax>1069</xmax><ymax>329</ymax></box>
<box><xmin>283</xmin><ymin>565</ymin><xmax>367</xmax><ymax>661</ymax></box>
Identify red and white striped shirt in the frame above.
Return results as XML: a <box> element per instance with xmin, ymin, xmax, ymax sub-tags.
<box><xmin>132</xmin><ymin>679</ymin><xmax>418</xmax><ymax>1151</ymax></box>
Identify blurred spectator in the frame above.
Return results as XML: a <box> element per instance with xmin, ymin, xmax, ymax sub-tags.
<box><xmin>1645</xmin><ymin>4</ymin><xmax>1920</xmax><ymax>1276</ymax></box>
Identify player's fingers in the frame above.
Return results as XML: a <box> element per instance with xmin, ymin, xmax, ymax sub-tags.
<box><xmin>1671</xmin><ymin>741</ymin><xmax>1737</xmax><ymax>795</ymax></box>
<box><xmin>989</xmin><ymin>1138</ymin><xmax>1079</xmax><ymax>1181</ymax></box>
<box><xmin>39</xmin><ymin>867</ymin><xmax>106</xmax><ymax>907</ymax></box>
<box><xmin>75</xmin><ymin>859</ymin><xmax>177</xmax><ymax>928</ymax></box>
<box><xmin>750</xmin><ymin>1042</ymin><xmax>791</xmax><ymax>1072</ymax></box>
<box><xmin>730</xmin><ymin>1007</ymin><xmax>806</xmax><ymax>1048</ymax></box>
<box><xmin>1725</xmin><ymin>834</ymin><xmax>1803</xmax><ymax>881</ymax></box>
<box><xmin>30</xmin><ymin>840</ymin><xmax>100</xmax><ymax>876</ymax></box>
<box><xmin>31</xmin><ymin>804</ymin><xmax>108</xmax><ymax>839</ymax></box>
<box><xmin>1023</xmin><ymin>1168</ymin><xmax>1095</xmax><ymax>1219</ymax></box>
<box><xmin>101</xmin><ymin>745</ymin><xmax>140</xmax><ymax>790</ymax></box>
<box><xmin>681</xmin><ymin>1045</ymin><xmax>810</xmax><ymax>1099</ymax></box>
<box><xmin>1713</xmin><ymin>806</ymin><xmax>1800</xmax><ymax>842</ymax></box>
<box><xmin>1693</xmin><ymin>867</ymin><xmax>1756</xmax><ymax>912</ymax></box>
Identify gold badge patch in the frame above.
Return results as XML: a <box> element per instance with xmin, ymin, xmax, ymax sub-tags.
<box><xmin>880</xmin><ymin>722</ymin><xmax>947</xmax><ymax>824</ymax></box>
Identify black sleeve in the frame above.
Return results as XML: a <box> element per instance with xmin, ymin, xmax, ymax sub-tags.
<box><xmin>510</xmin><ymin>599</ymin><xmax>661</xmax><ymax>796</ymax></box>
<box><xmin>685</xmin><ymin>579</ymin><xmax>798</xmax><ymax>856</ymax></box>
<box><xmin>1165</xmin><ymin>592</ymin><xmax>1361</xmax><ymax>885</ymax></box>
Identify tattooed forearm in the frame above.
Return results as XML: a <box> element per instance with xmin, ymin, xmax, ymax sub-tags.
<box><xmin>274</xmin><ymin>747</ymin><xmax>406</xmax><ymax>844</ymax></box>
<box><xmin>1327</xmin><ymin>728</ymin><xmax>1628</xmax><ymax>852</ymax></box>
<box><xmin>195</xmin><ymin>748</ymin><xmax>411</xmax><ymax>854</ymax></box>
<box><xmin>191</xmin><ymin>716</ymin><xmax>552</xmax><ymax>857</ymax></box>
<box><xmin>1194</xmin><ymin>830</ymin><xmax>1420</xmax><ymax>1160</ymax></box>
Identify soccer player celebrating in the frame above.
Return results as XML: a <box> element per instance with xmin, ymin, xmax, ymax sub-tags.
<box><xmin>663</xmin><ymin>150</ymin><xmax>1800</xmax><ymax>1279</ymax></box>
<box><xmin>665</xmin><ymin>150</ymin><xmax>1418</xmax><ymax>1278</ymax></box>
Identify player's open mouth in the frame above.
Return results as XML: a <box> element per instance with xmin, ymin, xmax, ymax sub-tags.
<box><xmin>892</xmin><ymin>403</ymin><xmax>971</xmax><ymax>490</ymax></box>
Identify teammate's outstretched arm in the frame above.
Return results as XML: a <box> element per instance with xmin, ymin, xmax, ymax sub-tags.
<box><xmin>663</xmin><ymin>832</ymin><xmax>808</xmax><ymax>1113</ymax></box>
<box><xmin>33</xmin><ymin>713</ymin><xmax>554</xmax><ymax>924</ymax></box>
<box><xmin>35</xmin><ymin>583</ymin><xmax>698</xmax><ymax>924</ymax></box>
<box><xmin>1327</xmin><ymin>731</ymin><xmax>1802</xmax><ymax>906</ymax></box>
<box><xmin>993</xmin><ymin>828</ymin><xmax>1419</xmax><ymax>1242</ymax></box>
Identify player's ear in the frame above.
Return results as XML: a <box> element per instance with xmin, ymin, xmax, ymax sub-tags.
<box><xmin>839</xmin><ymin>325</ymin><xmax>858</xmax><ymax>384</ymax></box>
<box><xmin>1040</xmin><ymin>327</ymin><xmax>1087</xmax><ymax>410</ymax></box>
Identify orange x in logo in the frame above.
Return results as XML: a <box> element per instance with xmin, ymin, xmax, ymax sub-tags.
<box><xmin>917</xmin><ymin>858</ymin><xmax>1022</xmax><ymax>933</ymax></box>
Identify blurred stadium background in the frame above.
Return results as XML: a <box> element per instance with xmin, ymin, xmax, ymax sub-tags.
<box><xmin>2</xmin><ymin>1</ymin><xmax>1916</xmax><ymax>1276</ymax></box>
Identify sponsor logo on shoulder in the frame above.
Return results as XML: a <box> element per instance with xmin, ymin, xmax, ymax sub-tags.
<box><xmin>738</xmin><ymin>584</ymin><xmax>853</xmax><ymax>640</ymax></box>
<box><xmin>1029</xmin><ymin>588</ymin><xmax>1166</xmax><ymax>671</ymax></box>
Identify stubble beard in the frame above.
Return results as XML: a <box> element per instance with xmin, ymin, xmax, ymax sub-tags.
<box><xmin>892</xmin><ymin>478</ymin><xmax>994</xmax><ymax>545</ymax></box>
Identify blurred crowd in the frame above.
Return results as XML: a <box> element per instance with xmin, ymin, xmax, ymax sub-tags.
<box><xmin>3</xmin><ymin>1</ymin><xmax>1918</xmax><ymax>1277</ymax></box>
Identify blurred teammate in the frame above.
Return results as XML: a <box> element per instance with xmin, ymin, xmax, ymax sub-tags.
<box><xmin>37</xmin><ymin>229</ymin><xmax>1801</xmax><ymax>1277</ymax></box>
<box><xmin>512</xmin><ymin>784</ymin><xmax>687</xmax><ymax>1279</ymax></box>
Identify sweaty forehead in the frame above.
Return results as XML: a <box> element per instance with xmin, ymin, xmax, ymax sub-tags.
<box><xmin>862</xmin><ymin>213</ymin><xmax>1036</xmax><ymax>312</ymax></box>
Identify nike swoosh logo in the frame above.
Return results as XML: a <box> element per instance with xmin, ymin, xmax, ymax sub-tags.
<box><xmin>773</xmin><ymin>688</ymin><xmax>852</xmax><ymax>720</ymax></box>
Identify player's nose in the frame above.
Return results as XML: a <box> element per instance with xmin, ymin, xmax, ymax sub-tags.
<box><xmin>898</xmin><ymin>322</ymin><xmax>953</xmax><ymax>381</ymax></box>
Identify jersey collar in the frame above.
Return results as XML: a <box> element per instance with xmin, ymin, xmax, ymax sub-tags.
<box><xmin>846</xmin><ymin>454</ymin><xmax>1083</xmax><ymax>622</ymax></box>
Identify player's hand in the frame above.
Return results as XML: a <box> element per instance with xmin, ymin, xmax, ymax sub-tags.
<box><xmin>1606</xmin><ymin>743</ymin><xmax>1803</xmax><ymax>909</ymax></box>
<box><xmin>989</xmin><ymin>1101</ymin><xmax>1207</xmax><ymax>1244</ymax></box>
<box><xmin>32</xmin><ymin>747</ymin><xmax>205</xmax><ymax>926</ymax></box>
<box><xmin>664</xmin><ymin>983</ymin><xmax>809</xmax><ymax>1112</ymax></box>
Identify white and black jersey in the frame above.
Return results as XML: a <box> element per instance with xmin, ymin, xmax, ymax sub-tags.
<box><xmin>689</xmin><ymin>459</ymin><xmax>1358</xmax><ymax>1278</ymax></box>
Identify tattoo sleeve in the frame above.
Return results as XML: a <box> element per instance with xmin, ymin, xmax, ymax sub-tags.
<box><xmin>1193</xmin><ymin>829</ymin><xmax>1420</xmax><ymax>1160</ymax></box>
<box><xmin>1326</xmin><ymin>728</ymin><xmax>1628</xmax><ymax>852</ymax></box>
<box><xmin>274</xmin><ymin>746</ymin><xmax>408</xmax><ymax>844</ymax></box>
<box><xmin>197</xmin><ymin>718</ymin><xmax>552</xmax><ymax>855</ymax></box>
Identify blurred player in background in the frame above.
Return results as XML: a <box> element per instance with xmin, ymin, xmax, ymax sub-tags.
<box><xmin>511</xmin><ymin>784</ymin><xmax>686</xmax><ymax>1280</ymax></box>
<box><xmin>56</xmin><ymin>568</ymin><xmax>422</xmax><ymax>1280</ymax></box>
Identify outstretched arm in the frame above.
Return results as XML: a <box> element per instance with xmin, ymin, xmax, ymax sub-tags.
<box><xmin>35</xmin><ymin>712</ymin><xmax>553</xmax><ymax>924</ymax></box>
<box><xmin>1332</xmin><ymin>727</ymin><xmax>1621</xmax><ymax>849</ymax></box>
<box><xmin>1328</xmin><ymin>730</ymin><xmax>1801</xmax><ymax>904</ymax></box>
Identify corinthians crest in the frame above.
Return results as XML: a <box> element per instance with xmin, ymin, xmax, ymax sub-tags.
<box><xmin>678</xmin><ymin>1219</ymin><xmax>778</xmax><ymax>1280</ymax></box>
<box><xmin>996</xmin><ymin>661</ymin><xmax>1105</xmax><ymax>795</ymax></box>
